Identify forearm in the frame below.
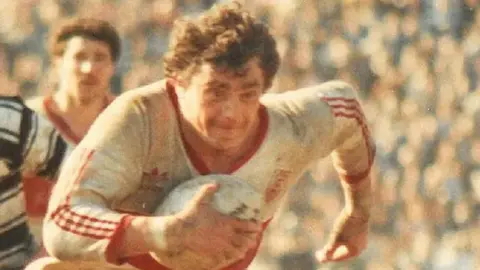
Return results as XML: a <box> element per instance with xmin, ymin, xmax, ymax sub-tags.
<box><xmin>117</xmin><ymin>215</ymin><xmax>181</xmax><ymax>258</ymax></box>
<box><xmin>117</xmin><ymin>217</ymin><xmax>152</xmax><ymax>256</ymax></box>
<box><xmin>44</xmin><ymin>187</ymin><xmax>142</xmax><ymax>263</ymax></box>
<box><xmin>43</xmin><ymin>204</ymin><xmax>128</xmax><ymax>261</ymax></box>
<box><xmin>339</xmin><ymin>174</ymin><xmax>371</xmax><ymax>219</ymax></box>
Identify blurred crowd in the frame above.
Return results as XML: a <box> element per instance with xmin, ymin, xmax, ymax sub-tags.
<box><xmin>1</xmin><ymin>0</ymin><xmax>479</xmax><ymax>269</ymax></box>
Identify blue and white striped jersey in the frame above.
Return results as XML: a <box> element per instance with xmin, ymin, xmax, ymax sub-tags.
<box><xmin>0</xmin><ymin>96</ymin><xmax>66</xmax><ymax>270</ymax></box>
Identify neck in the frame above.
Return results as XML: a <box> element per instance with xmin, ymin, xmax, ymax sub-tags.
<box><xmin>53</xmin><ymin>89</ymin><xmax>108</xmax><ymax>113</ymax></box>
<box><xmin>48</xmin><ymin>89</ymin><xmax>111</xmax><ymax>142</ymax></box>
<box><xmin>180</xmin><ymin>117</ymin><xmax>260</xmax><ymax>172</ymax></box>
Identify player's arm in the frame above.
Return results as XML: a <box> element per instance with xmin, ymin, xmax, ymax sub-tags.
<box><xmin>42</xmin><ymin>93</ymin><xmax>169</xmax><ymax>264</ymax></box>
<box><xmin>21</xmin><ymin>111</ymin><xmax>67</xmax><ymax>179</ymax></box>
<box><xmin>0</xmin><ymin>95</ymin><xmax>64</xmax><ymax>177</ymax></box>
<box><xmin>323</xmin><ymin>81</ymin><xmax>374</xmax><ymax>217</ymax></box>
<box><xmin>0</xmin><ymin>96</ymin><xmax>28</xmax><ymax>177</ymax></box>
<box><xmin>43</xmin><ymin>90</ymin><xmax>260</xmax><ymax>266</ymax></box>
<box><xmin>315</xmin><ymin>81</ymin><xmax>375</xmax><ymax>262</ymax></box>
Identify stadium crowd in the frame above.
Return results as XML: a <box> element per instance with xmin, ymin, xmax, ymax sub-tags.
<box><xmin>0</xmin><ymin>0</ymin><xmax>478</xmax><ymax>269</ymax></box>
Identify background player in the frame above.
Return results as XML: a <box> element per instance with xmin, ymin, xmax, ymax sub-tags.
<box><xmin>23</xmin><ymin>17</ymin><xmax>121</xmax><ymax>227</ymax></box>
<box><xmin>0</xmin><ymin>81</ymin><xmax>65</xmax><ymax>269</ymax></box>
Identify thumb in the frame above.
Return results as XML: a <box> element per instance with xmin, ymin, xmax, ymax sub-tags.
<box><xmin>315</xmin><ymin>242</ymin><xmax>339</xmax><ymax>263</ymax></box>
<box><xmin>316</xmin><ymin>244</ymin><xmax>357</xmax><ymax>263</ymax></box>
<box><xmin>190</xmin><ymin>183</ymin><xmax>219</xmax><ymax>206</ymax></box>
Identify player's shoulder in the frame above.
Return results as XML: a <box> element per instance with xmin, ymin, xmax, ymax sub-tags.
<box><xmin>262</xmin><ymin>80</ymin><xmax>356</xmax><ymax>114</ymax></box>
<box><xmin>108</xmin><ymin>80</ymin><xmax>177</xmax><ymax>124</ymax></box>
<box><xmin>263</xmin><ymin>80</ymin><xmax>356</xmax><ymax>102</ymax></box>
<box><xmin>313</xmin><ymin>80</ymin><xmax>357</xmax><ymax>100</ymax></box>
<box><xmin>0</xmin><ymin>96</ymin><xmax>26</xmax><ymax>110</ymax></box>
<box><xmin>116</xmin><ymin>80</ymin><xmax>171</xmax><ymax>107</ymax></box>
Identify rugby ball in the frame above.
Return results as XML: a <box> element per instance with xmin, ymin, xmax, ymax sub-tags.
<box><xmin>151</xmin><ymin>174</ymin><xmax>263</xmax><ymax>270</ymax></box>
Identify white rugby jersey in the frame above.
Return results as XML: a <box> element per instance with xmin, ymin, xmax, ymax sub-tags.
<box><xmin>43</xmin><ymin>80</ymin><xmax>375</xmax><ymax>270</ymax></box>
<box><xmin>27</xmin><ymin>95</ymin><xmax>116</xmax><ymax>146</ymax></box>
<box><xmin>0</xmin><ymin>96</ymin><xmax>66</xmax><ymax>270</ymax></box>
<box><xmin>22</xmin><ymin>95</ymin><xmax>116</xmax><ymax>217</ymax></box>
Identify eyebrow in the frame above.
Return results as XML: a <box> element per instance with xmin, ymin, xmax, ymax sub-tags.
<box><xmin>241</xmin><ymin>80</ymin><xmax>260</xmax><ymax>89</ymax></box>
<box><xmin>205</xmin><ymin>80</ymin><xmax>229</xmax><ymax>90</ymax></box>
<box><xmin>233</xmin><ymin>66</ymin><xmax>249</xmax><ymax>77</ymax></box>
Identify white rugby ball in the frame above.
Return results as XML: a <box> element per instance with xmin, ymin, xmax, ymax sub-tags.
<box><xmin>151</xmin><ymin>174</ymin><xmax>263</xmax><ymax>270</ymax></box>
<box><xmin>154</xmin><ymin>174</ymin><xmax>262</xmax><ymax>220</ymax></box>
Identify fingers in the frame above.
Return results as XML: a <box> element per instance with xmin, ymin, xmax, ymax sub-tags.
<box><xmin>231</xmin><ymin>232</ymin><xmax>258</xmax><ymax>251</ymax></box>
<box><xmin>316</xmin><ymin>229</ymin><xmax>366</xmax><ymax>263</ymax></box>
<box><xmin>315</xmin><ymin>242</ymin><xmax>338</xmax><ymax>263</ymax></box>
<box><xmin>201</xmin><ymin>241</ymin><xmax>247</xmax><ymax>270</ymax></box>
<box><xmin>219</xmin><ymin>244</ymin><xmax>246</xmax><ymax>262</ymax></box>
<box><xmin>216</xmin><ymin>238</ymin><xmax>253</xmax><ymax>269</ymax></box>
<box><xmin>316</xmin><ymin>244</ymin><xmax>358</xmax><ymax>263</ymax></box>
<box><xmin>228</xmin><ymin>218</ymin><xmax>261</xmax><ymax>233</ymax></box>
<box><xmin>190</xmin><ymin>184</ymin><xmax>218</xmax><ymax>206</ymax></box>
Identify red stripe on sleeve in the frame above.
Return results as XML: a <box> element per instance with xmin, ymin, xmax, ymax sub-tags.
<box><xmin>105</xmin><ymin>215</ymin><xmax>136</xmax><ymax>265</ymax></box>
<box><xmin>322</xmin><ymin>97</ymin><xmax>375</xmax><ymax>182</ymax></box>
<box><xmin>49</xmin><ymin>148</ymin><xmax>121</xmax><ymax>239</ymax></box>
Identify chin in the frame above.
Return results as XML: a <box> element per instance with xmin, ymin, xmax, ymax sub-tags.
<box><xmin>213</xmin><ymin>138</ymin><xmax>245</xmax><ymax>151</ymax></box>
<box><xmin>79</xmin><ymin>88</ymin><xmax>104</xmax><ymax>98</ymax></box>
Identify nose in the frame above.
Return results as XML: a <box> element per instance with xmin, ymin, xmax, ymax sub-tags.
<box><xmin>220</xmin><ymin>96</ymin><xmax>241</xmax><ymax>120</ymax></box>
<box><xmin>80</xmin><ymin>61</ymin><xmax>93</xmax><ymax>74</ymax></box>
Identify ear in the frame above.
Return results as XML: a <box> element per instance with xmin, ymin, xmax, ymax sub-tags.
<box><xmin>169</xmin><ymin>76</ymin><xmax>188</xmax><ymax>89</ymax></box>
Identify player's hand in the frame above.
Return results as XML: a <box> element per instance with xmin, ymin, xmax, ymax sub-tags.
<box><xmin>175</xmin><ymin>184</ymin><xmax>261</xmax><ymax>264</ymax></box>
<box><xmin>315</xmin><ymin>208</ymin><xmax>368</xmax><ymax>263</ymax></box>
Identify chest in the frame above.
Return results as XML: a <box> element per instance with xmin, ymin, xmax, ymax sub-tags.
<box><xmin>115</xmin><ymin>115</ymin><xmax>317</xmax><ymax>220</ymax></box>
<box><xmin>43</xmin><ymin>97</ymin><xmax>110</xmax><ymax>144</ymax></box>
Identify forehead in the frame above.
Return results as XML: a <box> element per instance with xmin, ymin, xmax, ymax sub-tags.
<box><xmin>62</xmin><ymin>36</ymin><xmax>111</xmax><ymax>56</ymax></box>
<box><xmin>196</xmin><ymin>58</ymin><xmax>264</xmax><ymax>84</ymax></box>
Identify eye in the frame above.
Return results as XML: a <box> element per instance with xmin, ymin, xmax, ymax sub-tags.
<box><xmin>240</xmin><ymin>91</ymin><xmax>258</xmax><ymax>101</ymax></box>
<box><xmin>74</xmin><ymin>52</ymin><xmax>87</xmax><ymax>61</ymax></box>
<box><xmin>214</xmin><ymin>90</ymin><xmax>228</xmax><ymax>99</ymax></box>
<box><xmin>204</xmin><ymin>88</ymin><xmax>227</xmax><ymax>102</ymax></box>
<box><xmin>94</xmin><ymin>52</ymin><xmax>109</xmax><ymax>62</ymax></box>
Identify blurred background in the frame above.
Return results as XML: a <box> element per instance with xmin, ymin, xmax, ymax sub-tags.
<box><xmin>1</xmin><ymin>0</ymin><xmax>479</xmax><ymax>269</ymax></box>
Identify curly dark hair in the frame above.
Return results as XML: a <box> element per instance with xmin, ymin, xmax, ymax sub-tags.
<box><xmin>48</xmin><ymin>17</ymin><xmax>121</xmax><ymax>62</ymax></box>
<box><xmin>163</xmin><ymin>2</ymin><xmax>280</xmax><ymax>90</ymax></box>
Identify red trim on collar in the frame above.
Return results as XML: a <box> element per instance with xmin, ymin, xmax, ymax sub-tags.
<box><xmin>43</xmin><ymin>96</ymin><xmax>82</xmax><ymax>144</ymax></box>
<box><xmin>42</xmin><ymin>95</ymin><xmax>114</xmax><ymax>145</ymax></box>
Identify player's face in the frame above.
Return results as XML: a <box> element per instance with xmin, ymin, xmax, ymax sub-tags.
<box><xmin>55</xmin><ymin>36</ymin><xmax>114</xmax><ymax>102</ymax></box>
<box><xmin>180</xmin><ymin>58</ymin><xmax>265</xmax><ymax>151</ymax></box>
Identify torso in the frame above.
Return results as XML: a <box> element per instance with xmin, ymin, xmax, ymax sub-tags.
<box><xmin>113</xmin><ymin>82</ymin><xmax>336</xmax><ymax>221</ymax></box>
<box><xmin>23</xmin><ymin>94</ymin><xmax>114</xmax><ymax>217</ymax></box>
<box><xmin>44</xmin><ymin>95</ymin><xmax>114</xmax><ymax>144</ymax></box>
